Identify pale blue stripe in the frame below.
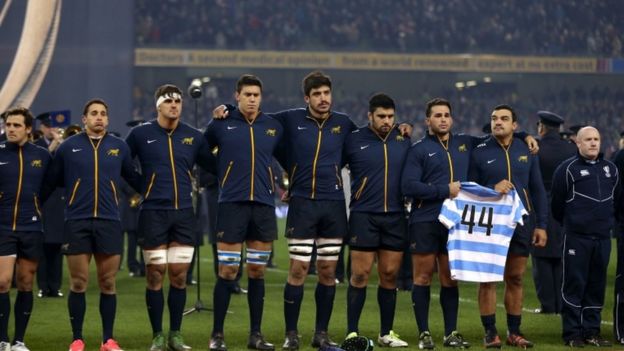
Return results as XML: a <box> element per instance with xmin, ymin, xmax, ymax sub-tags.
<box><xmin>451</xmin><ymin>260</ymin><xmax>505</xmax><ymax>275</ymax></box>
<box><xmin>447</xmin><ymin>240</ymin><xmax>510</xmax><ymax>256</ymax></box>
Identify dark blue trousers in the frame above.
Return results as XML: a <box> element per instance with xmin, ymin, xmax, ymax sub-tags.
<box><xmin>614</xmin><ymin>237</ymin><xmax>624</xmax><ymax>341</ymax></box>
<box><xmin>561</xmin><ymin>234</ymin><xmax>610</xmax><ymax>342</ymax></box>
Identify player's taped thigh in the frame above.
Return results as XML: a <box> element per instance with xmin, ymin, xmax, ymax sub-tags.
<box><xmin>167</xmin><ymin>246</ymin><xmax>194</xmax><ymax>264</ymax></box>
<box><xmin>316</xmin><ymin>238</ymin><xmax>343</xmax><ymax>261</ymax></box>
<box><xmin>287</xmin><ymin>238</ymin><xmax>314</xmax><ymax>262</ymax></box>
<box><xmin>246</xmin><ymin>248</ymin><xmax>272</xmax><ymax>265</ymax></box>
<box><xmin>217</xmin><ymin>250</ymin><xmax>242</xmax><ymax>266</ymax></box>
<box><xmin>143</xmin><ymin>249</ymin><xmax>167</xmax><ymax>265</ymax></box>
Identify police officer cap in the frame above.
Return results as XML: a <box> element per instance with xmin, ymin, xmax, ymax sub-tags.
<box><xmin>537</xmin><ymin>111</ymin><xmax>564</xmax><ymax>127</ymax></box>
<box><xmin>125</xmin><ymin>119</ymin><xmax>144</xmax><ymax>127</ymax></box>
<box><xmin>35</xmin><ymin>112</ymin><xmax>52</xmax><ymax>127</ymax></box>
<box><xmin>560</xmin><ymin>131</ymin><xmax>573</xmax><ymax>139</ymax></box>
<box><xmin>569</xmin><ymin>124</ymin><xmax>583</xmax><ymax>134</ymax></box>
<box><xmin>619</xmin><ymin>131</ymin><xmax>624</xmax><ymax>138</ymax></box>
<box><xmin>482</xmin><ymin>122</ymin><xmax>492</xmax><ymax>134</ymax></box>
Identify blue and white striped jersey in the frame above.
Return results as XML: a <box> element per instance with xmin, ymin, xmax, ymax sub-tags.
<box><xmin>438</xmin><ymin>182</ymin><xmax>527</xmax><ymax>282</ymax></box>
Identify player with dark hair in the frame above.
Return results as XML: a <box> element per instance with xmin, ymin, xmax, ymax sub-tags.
<box><xmin>468</xmin><ymin>104</ymin><xmax>547</xmax><ymax>348</ymax></box>
<box><xmin>342</xmin><ymin>93</ymin><xmax>410</xmax><ymax>347</ymax></box>
<box><xmin>0</xmin><ymin>107</ymin><xmax>51</xmax><ymax>351</ymax></box>
<box><xmin>46</xmin><ymin>99</ymin><xmax>140</xmax><ymax>351</ymax></box>
<box><xmin>204</xmin><ymin>74</ymin><xmax>282</xmax><ymax>351</ymax></box>
<box><xmin>125</xmin><ymin>84</ymin><xmax>215</xmax><ymax>351</ymax></box>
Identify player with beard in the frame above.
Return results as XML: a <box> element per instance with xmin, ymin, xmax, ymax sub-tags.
<box><xmin>125</xmin><ymin>85</ymin><xmax>215</xmax><ymax>351</ymax></box>
<box><xmin>402</xmin><ymin>98</ymin><xmax>538</xmax><ymax>349</ymax></box>
<box><xmin>342</xmin><ymin>93</ymin><xmax>411</xmax><ymax>347</ymax></box>
<box><xmin>468</xmin><ymin>104</ymin><xmax>547</xmax><ymax>348</ymax></box>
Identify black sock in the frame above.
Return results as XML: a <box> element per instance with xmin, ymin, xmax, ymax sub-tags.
<box><xmin>314</xmin><ymin>283</ymin><xmax>336</xmax><ymax>332</ymax></box>
<box><xmin>145</xmin><ymin>288</ymin><xmax>164</xmax><ymax>335</ymax></box>
<box><xmin>481</xmin><ymin>314</ymin><xmax>497</xmax><ymax>335</ymax></box>
<box><xmin>411</xmin><ymin>285</ymin><xmax>430</xmax><ymax>333</ymax></box>
<box><xmin>283</xmin><ymin>283</ymin><xmax>304</xmax><ymax>333</ymax></box>
<box><xmin>347</xmin><ymin>284</ymin><xmax>366</xmax><ymax>334</ymax></box>
<box><xmin>0</xmin><ymin>292</ymin><xmax>9</xmax><ymax>342</ymax></box>
<box><xmin>213</xmin><ymin>277</ymin><xmax>234</xmax><ymax>335</ymax></box>
<box><xmin>378</xmin><ymin>287</ymin><xmax>396</xmax><ymax>336</ymax></box>
<box><xmin>507</xmin><ymin>313</ymin><xmax>521</xmax><ymax>335</ymax></box>
<box><xmin>68</xmin><ymin>291</ymin><xmax>86</xmax><ymax>340</ymax></box>
<box><xmin>168</xmin><ymin>286</ymin><xmax>186</xmax><ymax>332</ymax></box>
<box><xmin>440</xmin><ymin>286</ymin><xmax>459</xmax><ymax>335</ymax></box>
<box><xmin>247</xmin><ymin>278</ymin><xmax>265</xmax><ymax>334</ymax></box>
<box><xmin>99</xmin><ymin>293</ymin><xmax>116</xmax><ymax>342</ymax></box>
<box><xmin>13</xmin><ymin>291</ymin><xmax>33</xmax><ymax>343</ymax></box>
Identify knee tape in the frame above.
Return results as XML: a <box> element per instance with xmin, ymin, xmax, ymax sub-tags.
<box><xmin>316</xmin><ymin>238</ymin><xmax>343</xmax><ymax>261</ymax></box>
<box><xmin>143</xmin><ymin>249</ymin><xmax>167</xmax><ymax>265</ymax></box>
<box><xmin>288</xmin><ymin>238</ymin><xmax>314</xmax><ymax>262</ymax></box>
<box><xmin>246</xmin><ymin>248</ymin><xmax>272</xmax><ymax>265</ymax></box>
<box><xmin>167</xmin><ymin>246</ymin><xmax>194</xmax><ymax>264</ymax></box>
<box><xmin>218</xmin><ymin>250</ymin><xmax>241</xmax><ymax>266</ymax></box>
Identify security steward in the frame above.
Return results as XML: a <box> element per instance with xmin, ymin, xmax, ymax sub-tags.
<box><xmin>530</xmin><ymin>111</ymin><xmax>576</xmax><ymax>314</ymax></box>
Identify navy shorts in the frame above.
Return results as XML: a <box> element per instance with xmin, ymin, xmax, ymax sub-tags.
<box><xmin>216</xmin><ymin>202</ymin><xmax>277</xmax><ymax>243</ymax></box>
<box><xmin>285</xmin><ymin>197</ymin><xmax>347</xmax><ymax>239</ymax></box>
<box><xmin>139</xmin><ymin>208</ymin><xmax>198</xmax><ymax>248</ymax></box>
<box><xmin>348</xmin><ymin>212</ymin><xmax>407</xmax><ymax>251</ymax></box>
<box><xmin>409</xmin><ymin>221</ymin><xmax>449</xmax><ymax>254</ymax></box>
<box><xmin>62</xmin><ymin>219</ymin><xmax>123</xmax><ymax>255</ymax></box>
<box><xmin>508</xmin><ymin>215</ymin><xmax>535</xmax><ymax>257</ymax></box>
<box><xmin>0</xmin><ymin>230</ymin><xmax>43</xmax><ymax>259</ymax></box>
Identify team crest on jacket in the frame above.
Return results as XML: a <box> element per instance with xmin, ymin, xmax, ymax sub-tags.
<box><xmin>395</xmin><ymin>135</ymin><xmax>404</xmax><ymax>141</ymax></box>
<box><xmin>182</xmin><ymin>137</ymin><xmax>194</xmax><ymax>145</ymax></box>
<box><xmin>458</xmin><ymin>144</ymin><xmax>467</xmax><ymax>152</ymax></box>
<box><xmin>331</xmin><ymin>126</ymin><xmax>341</xmax><ymax>134</ymax></box>
<box><xmin>107</xmin><ymin>149</ymin><xmax>119</xmax><ymax>157</ymax></box>
<box><xmin>604</xmin><ymin>166</ymin><xmax>611</xmax><ymax>178</ymax></box>
<box><xmin>518</xmin><ymin>155</ymin><xmax>528</xmax><ymax>163</ymax></box>
<box><xmin>266</xmin><ymin>128</ymin><xmax>277</xmax><ymax>136</ymax></box>
<box><xmin>30</xmin><ymin>159</ymin><xmax>42</xmax><ymax>167</ymax></box>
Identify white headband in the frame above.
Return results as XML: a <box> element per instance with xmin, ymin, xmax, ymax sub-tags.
<box><xmin>156</xmin><ymin>92</ymin><xmax>182</xmax><ymax>108</ymax></box>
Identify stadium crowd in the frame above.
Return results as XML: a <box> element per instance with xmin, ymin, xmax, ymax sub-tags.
<box><xmin>135</xmin><ymin>0</ymin><xmax>624</xmax><ymax>57</ymax></box>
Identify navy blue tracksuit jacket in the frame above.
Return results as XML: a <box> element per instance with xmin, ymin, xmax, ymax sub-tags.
<box><xmin>48</xmin><ymin>132</ymin><xmax>139</xmax><ymax>221</ymax></box>
<box><xmin>204</xmin><ymin>110</ymin><xmax>283</xmax><ymax>207</ymax></box>
<box><xmin>0</xmin><ymin>141</ymin><xmax>51</xmax><ymax>231</ymax></box>
<box><xmin>468</xmin><ymin>137</ymin><xmax>547</xmax><ymax>229</ymax></box>
<box><xmin>551</xmin><ymin>153</ymin><xmax>620</xmax><ymax>341</ymax></box>
<box><xmin>269</xmin><ymin>108</ymin><xmax>356</xmax><ymax>201</ymax></box>
<box><xmin>125</xmin><ymin>120</ymin><xmax>215</xmax><ymax>210</ymax></box>
<box><xmin>343</xmin><ymin>125</ymin><xmax>410</xmax><ymax>213</ymax></box>
<box><xmin>401</xmin><ymin>133</ymin><xmax>479</xmax><ymax>223</ymax></box>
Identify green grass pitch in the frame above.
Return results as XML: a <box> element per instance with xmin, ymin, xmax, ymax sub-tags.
<box><xmin>15</xmin><ymin>219</ymin><xmax>621</xmax><ymax>350</ymax></box>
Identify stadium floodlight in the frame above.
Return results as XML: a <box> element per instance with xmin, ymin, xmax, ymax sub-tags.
<box><xmin>188</xmin><ymin>78</ymin><xmax>203</xmax><ymax>99</ymax></box>
<box><xmin>455</xmin><ymin>82</ymin><xmax>465</xmax><ymax>89</ymax></box>
<box><xmin>466</xmin><ymin>80</ymin><xmax>477</xmax><ymax>87</ymax></box>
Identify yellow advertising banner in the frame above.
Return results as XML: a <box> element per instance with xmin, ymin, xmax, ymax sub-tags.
<box><xmin>135</xmin><ymin>48</ymin><xmax>597</xmax><ymax>74</ymax></box>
